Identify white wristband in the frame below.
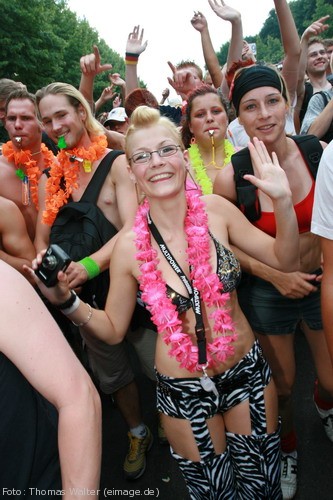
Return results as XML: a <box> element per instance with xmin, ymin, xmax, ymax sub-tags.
<box><xmin>61</xmin><ymin>294</ymin><xmax>81</xmax><ymax>315</ymax></box>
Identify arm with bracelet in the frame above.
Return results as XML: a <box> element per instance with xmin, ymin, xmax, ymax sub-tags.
<box><xmin>26</xmin><ymin>232</ymin><xmax>137</xmax><ymax>345</ymax></box>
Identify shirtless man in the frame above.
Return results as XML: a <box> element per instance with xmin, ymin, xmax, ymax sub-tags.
<box><xmin>35</xmin><ymin>82</ymin><xmax>152</xmax><ymax>481</ymax></box>
<box><xmin>0</xmin><ymin>196</ymin><xmax>35</xmax><ymax>275</ymax></box>
<box><xmin>0</xmin><ymin>88</ymin><xmax>55</xmax><ymax>241</ymax></box>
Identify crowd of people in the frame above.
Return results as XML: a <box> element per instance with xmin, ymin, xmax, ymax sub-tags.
<box><xmin>1</xmin><ymin>0</ymin><xmax>333</xmax><ymax>499</ymax></box>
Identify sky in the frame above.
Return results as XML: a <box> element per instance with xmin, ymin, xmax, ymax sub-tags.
<box><xmin>67</xmin><ymin>0</ymin><xmax>273</xmax><ymax>100</ymax></box>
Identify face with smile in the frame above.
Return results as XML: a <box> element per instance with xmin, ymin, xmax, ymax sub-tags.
<box><xmin>38</xmin><ymin>94</ymin><xmax>88</xmax><ymax>149</ymax></box>
<box><xmin>5</xmin><ymin>98</ymin><xmax>41</xmax><ymax>151</ymax></box>
<box><xmin>307</xmin><ymin>42</ymin><xmax>329</xmax><ymax>76</ymax></box>
<box><xmin>189</xmin><ymin>93</ymin><xmax>228</xmax><ymax>146</ymax></box>
<box><xmin>238</xmin><ymin>86</ymin><xmax>288</xmax><ymax>144</ymax></box>
<box><xmin>128</xmin><ymin>124</ymin><xmax>188</xmax><ymax>200</ymax></box>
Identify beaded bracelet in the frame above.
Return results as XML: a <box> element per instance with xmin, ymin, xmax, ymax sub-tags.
<box><xmin>72</xmin><ymin>303</ymin><xmax>93</xmax><ymax>327</ymax></box>
<box><xmin>78</xmin><ymin>257</ymin><xmax>100</xmax><ymax>280</ymax></box>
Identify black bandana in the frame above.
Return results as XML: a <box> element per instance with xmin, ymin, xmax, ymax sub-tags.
<box><xmin>230</xmin><ymin>65</ymin><xmax>287</xmax><ymax>115</ymax></box>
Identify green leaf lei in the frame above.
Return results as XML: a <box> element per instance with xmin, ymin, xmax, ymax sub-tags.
<box><xmin>188</xmin><ymin>140</ymin><xmax>235</xmax><ymax>195</ymax></box>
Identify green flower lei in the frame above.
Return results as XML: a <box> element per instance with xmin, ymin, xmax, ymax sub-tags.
<box><xmin>188</xmin><ymin>140</ymin><xmax>235</xmax><ymax>195</ymax></box>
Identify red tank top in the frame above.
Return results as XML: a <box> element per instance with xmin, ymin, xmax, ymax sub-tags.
<box><xmin>253</xmin><ymin>179</ymin><xmax>315</xmax><ymax>237</ymax></box>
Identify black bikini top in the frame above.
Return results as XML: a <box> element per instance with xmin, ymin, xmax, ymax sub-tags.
<box><xmin>137</xmin><ymin>232</ymin><xmax>241</xmax><ymax>315</ymax></box>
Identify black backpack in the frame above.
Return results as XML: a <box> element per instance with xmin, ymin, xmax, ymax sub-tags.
<box><xmin>231</xmin><ymin>135</ymin><xmax>323</xmax><ymax>222</ymax></box>
<box><xmin>50</xmin><ymin>150</ymin><xmax>123</xmax><ymax>308</ymax></box>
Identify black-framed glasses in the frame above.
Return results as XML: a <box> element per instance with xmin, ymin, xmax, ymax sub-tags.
<box><xmin>129</xmin><ymin>144</ymin><xmax>181</xmax><ymax>164</ymax></box>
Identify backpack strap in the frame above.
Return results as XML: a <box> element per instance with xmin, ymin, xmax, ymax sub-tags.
<box><xmin>290</xmin><ymin>135</ymin><xmax>323</xmax><ymax>179</ymax></box>
<box><xmin>231</xmin><ymin>148</ymin><xmax>261</xmax><ymax>222</ymax></box>
<box><xmin>80</xmin><ymin>150</ymin><xmax>124</xmax><ymax>203</ymax></box>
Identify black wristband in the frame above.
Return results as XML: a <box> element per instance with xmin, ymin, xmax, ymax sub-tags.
<box><xmin>57</xmin><ymin>290</ymin><xmax>77</xmax><ymax>310</ymax></box>
<box><xmin>125</xmin><ymin>52</ymin><xmax>139</xmax><ymax>58</ymax></box>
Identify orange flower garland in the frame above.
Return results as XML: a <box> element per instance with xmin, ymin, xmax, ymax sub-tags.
<box><xmin>2</xmin><ymin>141</ymin><xmax>55</xmax><ymax>209</ymax></box>
<box><xmin>42</xmin><ymin>135</ymin><xmax>108</xmax><ymax>225</ymax></box>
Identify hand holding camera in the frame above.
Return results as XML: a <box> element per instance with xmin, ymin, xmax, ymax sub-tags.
<box><xmin>35</xmin><ymin>244</ymin><xmax>72</xmax><ymax>287</ymax></box>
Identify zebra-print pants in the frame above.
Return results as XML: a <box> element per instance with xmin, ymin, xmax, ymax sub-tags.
<box><xmin>156</xmin><ymin>341</ymin><xmax>282</xmax><ymax>499</ymax></box>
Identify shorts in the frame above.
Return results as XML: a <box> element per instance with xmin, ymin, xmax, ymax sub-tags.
<box><xmin>156</xmin><ymin>341</ymin><xmax>281</xmax><ymax>499</ymax></box>
<box><xmin>237</xmin><ymin>273</ymin><xmax>322</xmax><ymax>335</ymax></box>
<box><xmin>126</xmin><ymin>326</ymin><xmax>157</xmax><ymax>382</ymax></box>
<box><xmin>80</xmin><ymin>331</ymin><xmax>134</xmax><ymax>394</ymax></box>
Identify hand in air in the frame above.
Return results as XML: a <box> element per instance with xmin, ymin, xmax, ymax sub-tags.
<box><xmin>167</xmin><ymin>62</ymin><xmax>198</xmax><ymax>99</ymax></box>
<box><xmin>191</xmin><ymin>11</ymin><xmax>208</xmax><ymax>32</ymax></box>
<box><xmin>126</xmin><ymin>25</ymin><xmax>148</xmax><ymax>55</ymax></box>
<box><xmin>80</xmin><ymin>45</ymin><xmax>113</xmax><ymax>76</ymax></box>
<box><xmin>208</xmin><ymin>0</ymin><xmax>241</xmax><ymax>23</ymax></box>
<box><xmin>244</xmin><ymin>137</ymin><xmax>292</xmax><ymax>201</ymax></box>
<box><xmin>302</xmin><ymin>15</ymin><xmax>330</xmax><ymax>41</ymax></box>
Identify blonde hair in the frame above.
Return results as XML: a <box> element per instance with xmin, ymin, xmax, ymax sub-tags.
<box><xmin>125</xmin><ymin>105</ymin><xmax>185</xmax><ymax>162</ymax></box>
<box><xmin>36</xmin><ymin>82</ymin><xmax>104</xmax><ymax>137</ymax></box>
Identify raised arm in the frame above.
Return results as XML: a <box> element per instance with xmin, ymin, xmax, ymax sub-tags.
<box><xmin>295</xmin><ymin>15</ymin><xmax>330</xmax><ymax>128</ymax></box>
<box><xmin>213</xmin><ymin>138</ymin><xmax>299</xmax><ymax>271</ymax></box>
<box><xmin>1</xmin><ymin>261</ymin><xmax>101</xmax><ymax>499</ymax></box>
<box><xmin>125</xmin><ymin>25</ymin><xmax>148</xmax><ymax>95</ymax></box>
<box><xmin>275</xmin><ymin>0</ymin><xmax>301</xmax><ymax>102</ymax></box>
<box><xmin>109</xmin><ymin>73</ymin><xmax>127</xmax><ymax>103</ymax></box>
<box><xmin>79</xmin><ymin>45</ymin><xmax>113</xmax><ymax>112</ymax></box>
<box><xmin>191</xmin><ymin>10</ymin><xmax>223</xmax><ymax>88</ymax></box>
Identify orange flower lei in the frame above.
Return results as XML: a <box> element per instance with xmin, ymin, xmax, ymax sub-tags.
<box><xmin>42</xmin><ymin>135</ymin><xmax>108</xmax><ymax>225</ymax></box>
<box><xmin>2</xmin><ymin>141</ymin><xmax>55</xmax><ymax>209</ymax></box>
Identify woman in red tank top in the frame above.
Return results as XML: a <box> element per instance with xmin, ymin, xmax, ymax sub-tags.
<box><xmin>214</xmin><ymin>64</ymin><xmax>333</xmax><ymax>500</ymax></box>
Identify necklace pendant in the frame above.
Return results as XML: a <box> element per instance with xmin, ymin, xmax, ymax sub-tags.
<box><xmin>200</xmin><ymin>366</ymin><xmax>218</xmax><ymax>396</ymax></box>
<box><xmin>200</xmin><ymin>374</ymin><xmax>219</xmax><ymax>396</ymax></box>
<box><xmin>22</xmin><ymin>175</ymin><xmax>30</xmax><ymax>206</ymax></box>
<box><xmin>82</xmin><ymin>160</ymin><xmax>92</xmax><ymax>173</ymax></box>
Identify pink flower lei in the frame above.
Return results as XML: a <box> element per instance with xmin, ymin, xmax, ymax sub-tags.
<box><xmin>133</xmin><ymin>190</ymin><xmax>237</xmax><ymax>373</ymax></box>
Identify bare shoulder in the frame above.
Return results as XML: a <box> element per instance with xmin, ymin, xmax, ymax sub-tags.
<box><xmin>110</xmin><ymin>152</ymin><xmax>129</xmax><ymax>179</ymax></box>
<box><xmin>213</xmin><ymin>161</ymin><xmax>237</xmax><ymax>202</ymax></box>
<box><xmin>203</xmin><ymin>193</ymin><xmax>237</xmax><ymax>214</ymax></box>
<box><xmin>113</xmin><ymin>227</ymin><xmax>137</xmax><ymax>261</ymax></box>
<box><xmin>0</xmin><ymin>154</ymin><xmax>12</xmax><ymax>174</ymax></box>
<box><xmin>0</xmin><ymin>196</ymin><xmax>16</xmax><ymax>210</ymax></box>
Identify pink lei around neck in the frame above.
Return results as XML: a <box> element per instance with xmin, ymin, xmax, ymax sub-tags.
<box><xmin>133</xmin><ymin>190</ymin><xmax>237</xmax><ymax>373</ymax></box>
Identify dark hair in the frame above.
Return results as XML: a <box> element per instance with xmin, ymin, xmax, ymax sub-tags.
<box><xmin>230</xmin><ymin>64</ymin><xmax>289</xmax><ymax>116</ymax></box>
<box><xmin>181</xmin><ymin>84</ymin><xmax>228</xmax><ymax>148</ymax></box>
<box><xmin>124</xmin><ymin>88</ymin><xmax>159</xmax><ymax>118</ymax></box>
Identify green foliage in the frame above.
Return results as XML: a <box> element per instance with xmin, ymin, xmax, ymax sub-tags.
<box><xmin>0</xmin><ymin>0</ymin><xmax>331</xmax><ymax>100</ymax></box>
<box><xmin>0</xmin><ymin>0</ymin><xmax>127</xmax><ymax>97</ymax></box>
<box><xmin>215</xmin><ymin>0</ymin><xmax>332</xmax><ymax>66</ymax></box>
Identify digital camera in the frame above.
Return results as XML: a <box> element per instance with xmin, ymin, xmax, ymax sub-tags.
<box><xmin>35</xmin><ymin>244</ymin><xmax>71</xmax><ymax>287</ymax></box>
